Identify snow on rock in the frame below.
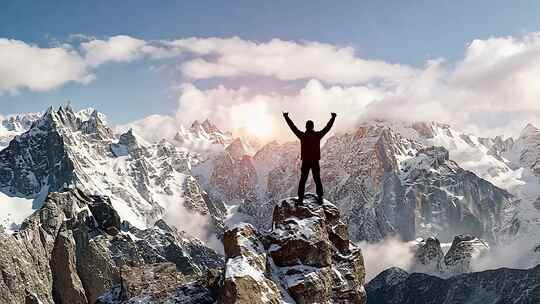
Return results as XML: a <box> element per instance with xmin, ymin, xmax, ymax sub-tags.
<box><xmin>194</xmin><ymin>137</ymin><xmax>259</xmax><ymax>204</ymax></box>
<box><xmin>410</xmin><ymin>237</ymin><xmax>445</xmax><ymax>274</ymax></box>
<box><xmin>220</xmin><ymin>194</ymin><xmax>366</xmax><ymax>303</ymax></box>
<box><xmin>443</xmin><ymin>234</ymin><xmax>490</xmax><ymax>274</ymax></box>
<box><xmin>0</xmin><ymin>111</ymin><xmax>41</xmax><ymax>150</ymax></box>
<box><xmin>221</xmin><ymin>223</ymin><xmax>283</xmax><ymax>304</ymax></box>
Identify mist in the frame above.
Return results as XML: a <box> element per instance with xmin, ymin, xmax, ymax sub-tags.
<box><xmin>358</xmin><ymin>237</ymin><xmax>416</xmax><ymax>282</ymax></box>
<box><xmin>160</xmin><ymin>195</ymin><xmax>224</xmax><ymax>254</ymax></box>
<box><xmin>358</xmin><ymin>235</ymin><xmax>540</xmax><ymax>282</ymax></box>
<box><xmin>472</xmin><ymin>237</ymin><xmax>540</xmax><ymax>272</ymax></box>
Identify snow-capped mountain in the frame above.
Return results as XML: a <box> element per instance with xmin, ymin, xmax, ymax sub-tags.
<box><xmin>172</xmin><ymin>119</ymin><xmax>232</xmax><ymax>152</ymax></box>
<box><xmin>385</xmin><ymin>120</ymin><xmax>540</xmax><ymax>243</ymax></box>
<box><xmin>0</xmin><ymin>105</ymin><xmax>225</xmax><ymax>241</ymax></box>
<box><xmin>1</xmin><ymin>104</ymin><xmax>540</xmax><ymax>303</ymax></box>
<box><xmin>3</xmin><ymin>106</ymin><xmax>532</xmax><ymax>247</ymax></box>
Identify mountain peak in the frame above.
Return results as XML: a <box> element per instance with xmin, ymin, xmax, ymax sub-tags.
<box><xmin>190</xmin><ymin>120</ymin><xmax>202</xmax><ymax>131</ymax></box>
<box><xmin>190</xmin><ymin>118</ymin><xmax>221</xmax><ymax>134</ymax></box>
<box><xmin>520</xmin><ymin>123</ymin><xmax>540</xmax><ymax>138</ymax></box>
<box><xmin>225</xmin><ymin>137</ymin><xmax>247</xmax><ymax>159</ymax></box>
<box><xmin>44</xmin><ymin>105</ymin><xmax>54</xmax><ymax>116</ymax></box>
<box><xmin>201</xmin><ymin>118</ymin><xmax>221</xmax><ymax>133</ymax></box>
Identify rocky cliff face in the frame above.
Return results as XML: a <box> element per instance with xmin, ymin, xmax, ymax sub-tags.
<box><xmin>400</xmin><ymin>146</ymin><xmax>514</xmax><ymax>242</ymax></box>
<box><xmin>0</xmin><ymin>188</ymin><xmax>222</xmax><ymax>304</ymax></box>
<box><xmin>366</xmin><ymin>265</ymin><xmax>540</xmax><ymax>304</ymax></box>
<box><xmin>220</xmin><ymin>194</ymin><xmax>366</xmax><ymax>304</ymax></box>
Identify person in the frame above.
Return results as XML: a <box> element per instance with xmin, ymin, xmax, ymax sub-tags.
<box><xmin>283</xmin><ymin>112</ymin><xmax>336</xmax><ymax>204</ymax></box>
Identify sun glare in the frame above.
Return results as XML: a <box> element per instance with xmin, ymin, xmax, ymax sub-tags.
<box><xmin>245</xmin><ymin>112</ymin><xmax>273</xmax><ymax>138</ymax></box>
<box><xmin>230</xmin><ymin>102</ymin><xmax>274</xmax><ymax>140</ymax></box>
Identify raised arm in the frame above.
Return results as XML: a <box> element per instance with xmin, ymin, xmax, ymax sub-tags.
<box><xmin>319</xmin><ymin>113</ymin><xmax>337</xmax><ymax>138</ymax></box>
<box><xmin>283</xmin><ymin>112</ymin><xmax>302</xmax><ymax>138</ymax></box>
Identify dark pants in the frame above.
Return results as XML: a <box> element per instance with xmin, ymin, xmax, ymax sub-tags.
<box><xmin>298</xmin><ymin>160</ymin><xmax>323</xmax><ymax>201</ymax></box>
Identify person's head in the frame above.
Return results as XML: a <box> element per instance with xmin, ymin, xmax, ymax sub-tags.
<box><xmin>305</xmin><ymin>120</ymin><xmax>314</xmax><ymax>131</ymax></box>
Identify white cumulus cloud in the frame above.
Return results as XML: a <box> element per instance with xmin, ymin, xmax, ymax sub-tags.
<box><xmin>81</xmin><ymin>35</ymin><xmax>152</xmax><ymax>66</ymax></box>
<box><xmin>0</xmin><ymin>38</ymin><xmax>92</xmax><ymax>94</ymax></box>
<box><xmin>170</xmin><ymin>37</ymin><xmax>417</xmax><ymax>85</ymax></box>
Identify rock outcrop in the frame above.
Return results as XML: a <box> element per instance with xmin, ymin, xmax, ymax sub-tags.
<box><xmin>411</xmin><ymin>237</ymin><xmax>445</xmax><ymax>274</ymax></box>
<box><xmin>220</xmin><ymin>194</ymin><xmax>366</xmax><ymax>303</ymax></box>
<box><xmin>366</xmin><ymin>265</ymin><xmax>540</xmax><ymax>304</ymax></box>
<box><xmin>443</xmin><ymin>235</ymin><xmax>489</xmax><ymax>274</ymax></box>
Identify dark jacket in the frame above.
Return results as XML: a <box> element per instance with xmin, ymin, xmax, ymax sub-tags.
<box><xmin>284</xmin><ymin>115</ymin><xmax>336</xmax><ymax>160</ymax></box>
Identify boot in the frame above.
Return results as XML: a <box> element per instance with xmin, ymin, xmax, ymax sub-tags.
<box><xmin>295</xmin><ymin>196</ymin><xmax>304</xmax><ymax>207</ymax></box>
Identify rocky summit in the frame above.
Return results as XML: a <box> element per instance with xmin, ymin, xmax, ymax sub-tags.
<box><xmin>220</xmin><ymin>194</ymin><xmax>366</xmax><ymax>304</ymax></box>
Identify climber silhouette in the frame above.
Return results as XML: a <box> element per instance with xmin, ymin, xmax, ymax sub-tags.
<box><xmin>283</xmin><ymin>112</ymin><xmax>336</xmax><ymax>204</ymax></box>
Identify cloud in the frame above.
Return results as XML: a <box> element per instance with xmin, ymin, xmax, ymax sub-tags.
<box><xmin>160</xmin><ymin>193</ymin><xmax>223</xmax><ymax>253</ymax></box>
<box><xmin>0</xmin><ymin>38</ymin><xmax>92</xmax><ymax>94</ymax></box>
<box><xmin>173</xmin><ymin>80</ymin><xmax>386</xmax><ymax>141</ymax></box>
<box><xmin>8</xmin><ymin>33</ymin><xmax>540</xmax><ymax>139</ymax></box>
<box><xmin>170</xmin><ymin>37</ymin><xmax>417</xmax><ymax>84</ymax></box>
<box><xmin>171</xmin><ymin>33</ymin><xmax>540</xmax><ymax>138</ymax></box>
<box><xmin>116</xmin><ymin>114</ymin><xmax>180</xmax><ymax>142</ymax></box>
<box><xmin>361</xmin><ymin>33</ymin><xmax>540</xmax><ymax>137</ymax></box>
<box><xmin>81</xmin><ymin>35</ymin><xmax>149</xmax><ymax>66</ymax></box>
<box><xmin>0</xmin><ymin>35</ymin><xmax>176</xmax><ymax>94</ymax></box>
<box><xmin>472</xmin><ymin>236</ymin><xmax>540</xmax><ymax>272</ymax></box>
<box><xmin>121</xmin><ymin>33</ymin><xmax>540</xmax><ymax>141</ymax></box>
<box><xmin>358</xmin><ymin>237</ymin><xmax>415</xmax><ymax>282</ymax></box>
<box><xmin>123</xmin><ymin>79</ymin><xmax>386</xmax><ymax>142</ymax></box>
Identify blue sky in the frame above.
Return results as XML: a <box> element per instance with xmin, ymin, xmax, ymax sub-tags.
<box><xmin>2</xmin><ymin>1</ymin><xmax>540</xmax><ymax>134</ymax></box>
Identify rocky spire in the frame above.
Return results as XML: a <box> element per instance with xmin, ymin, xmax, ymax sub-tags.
<box><xmin>80</xmin><ymin>109</ymin><xmax>112</xmax><ymax>139</ymax></box>
<box><xmin>201</xmin><ymin>118</ymin><xmax>221</xmax><ymax>134</ymax></box>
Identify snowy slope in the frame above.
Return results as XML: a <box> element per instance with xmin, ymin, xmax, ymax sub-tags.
<box><xmin>367</xmin><ymin>119</ymin><xmax>522</xmax><ymax>191</ymax></box>
<box><xmin>0</xmin><ymin>106</ymin><xmax>226</xmax><ymax>242</ymax></box>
